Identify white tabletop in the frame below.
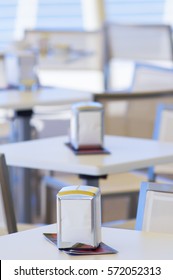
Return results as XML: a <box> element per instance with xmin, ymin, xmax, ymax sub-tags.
<box><xmin>0</xmin><ymin>88</ymin><xmax>92</xmax><ymax>111</ymax></box>
<box><xmin>1</xmin><ymin>135</ymin><xmax>173</xmax><ymax>176</ymax></box>
<box><xmin>0</xmin><ymin>224</ymin><xmax>172</xmax><ymax>259</ymax></box>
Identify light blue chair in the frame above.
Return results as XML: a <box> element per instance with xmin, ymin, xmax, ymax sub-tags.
<box><xmin>148</xmin><ymin>104</ymin><xmax>173</xmax><ymax>182</ymax></box>
<box><xmin>136</xmin><ymin>181</ymin><xmax>173</xmax><ymax>234</ymax></box>
<box><xmin>131</xmin><ymin>63</ymin><xmax>173</xmax><ymax>93</ymax></box>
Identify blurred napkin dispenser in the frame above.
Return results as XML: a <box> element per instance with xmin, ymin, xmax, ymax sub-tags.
<box><xmin>5</xmin><ymin>51</ymin><xmax>38</xmax><ymax>89</ymax></box>
<box><xmin>57</xmin><ymin>186</ymin><xmax>101</xmax><ymax>249</ymax></box>
<box><xmin>70</xmin><ymin>102</ymin><xmax>104</xmax><ymax>150</ymax></box>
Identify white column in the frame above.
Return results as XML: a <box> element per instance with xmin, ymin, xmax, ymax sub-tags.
<box><xmin>14</xmin><ymin>0</ymin><xmax>39</xmax><ymax>40</ymax></box>
<box><xmin>163</xmin><ymin>0</ymin><xmax>173</xmax><ymax>25</ymax></box>
<box><xmin>81</xmin><ymin>0</ymin><xmax>105</xmax><ymax>30</ymax></box>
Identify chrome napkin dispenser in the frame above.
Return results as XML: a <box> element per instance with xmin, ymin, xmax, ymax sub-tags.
<box><xmin>70</xmin><ymin>102</ymin><xmax>104</xmax><ymax>150</ymax></box>
<box><xmin>57</xmin><ymin>185</ymin><xmax>101</xmax><ymax>249</ymax></box>
<box><xmin>5</xmin><ymin>51</ymin><xmax>38</xmax><ymax>90</ymax></box>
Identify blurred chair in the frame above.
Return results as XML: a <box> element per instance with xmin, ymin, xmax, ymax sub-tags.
<box><xmin>106</xmin><ymin>22</ymin><xmax>173</xmax><ymax>61</ymax></box>
<box><xmin>148</xmin><ymin>104</ymin><xmax>173</xmax><ymax>182</ymax></box>
<box><xmin>131</xmin><ymin>63</ymin><xmax>173</xmax><ymax>92</ymax></box>
<box><xmin>0</xmin><ymin>153</ymin><xmax>36</xmax><ymax>235</ymax></box>
<box><xmin>136</xmin><ymin>181</ymin><xmax>173</xmax><ymax>233</ymax></box>
<box><xmin>0</xmin><ymin>153</ymin><xmax>17</xmax><ymax>234</ymax></box>
<box><xmin>105</xmin><ymin>22</ymin><xmax>173</xmax><ymax>90</ymax></box>
<box><xmin>41</xmin><ymin>171</ymin><xmax>147</xmax><ymax>224</ymax></box>
<box><xmin>24</xmin><ymin>29</ymin><xmax>106</xmax><ymax>92</ymax></box>
<box><xmin>31</xmin><ymin>104</ymin><xmax>71</xmax><ymax>140</ymax></box>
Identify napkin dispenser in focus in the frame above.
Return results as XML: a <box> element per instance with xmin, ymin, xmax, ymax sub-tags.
<box><xmin>70</xmin><ymin>102</ymin><xmax>104</xmax><ymax>150</ymax></box>
<box><xmin>57</xmin><ymin>185</ymin><xmax>101</xmax><ymax>249</ymax></box>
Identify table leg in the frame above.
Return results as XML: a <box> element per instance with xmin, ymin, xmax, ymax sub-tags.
<box><xmin>11</xmin><ymin>167</ymin><xmax>32</xmax><ymax>223</ymax></box>
<box><xmin>128</xmin><ymin>192</ymin><xmax>139</xmax><ymax>219</ymax></box>
<box><xmin>79</xmin><ymin>174</ymin><xmax>107</xmax><ymax>188</ymax></box>
<box><xmin>10</xmin><ymin>110</ymin><xmax>33</xmax><ymax>223</ymax></box>
<box><xmin>11</xmin><ymin>110</ymin><xmax>33</xmax><ymax>142</ymax></box>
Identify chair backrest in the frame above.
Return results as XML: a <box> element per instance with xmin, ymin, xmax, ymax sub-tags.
<box><xmin>136</xmin><ymin>181</ymin><xmax>173</xmax><ymax>233</ymax></box>
<box><xmin>104</xmin><ymin>23</ymin><xmax>173</xmax><ymax>90</ymax></box>
<box><xmin>0</xmin><ymin>153</ymin><xmax>17</xmax><ymax>233</ymax></box>
<box><xmin>131</xmin><ymin>63</ymin><xmax>173</xmax><ymax>92</ymax></box>
<box><xmin>24</xmin><ymin>29</ymin><xmax>106</xmax><ymax>71</ymax></box>
<box><xmin>153</xmin><ymin>104</ymin><xmax>173</xmax><ymax>141</ymax></box>
<box><xmin>148</xmin><ymin>104</ymin><xmax>173</xmax><ymax>180</ymax></box>
<box><xmin>106</xmin><ymin>23</ymin><xmax>173</xmax><ymax>61</ymax></box>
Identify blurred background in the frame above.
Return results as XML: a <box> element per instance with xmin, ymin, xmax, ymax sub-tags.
<box><xmin>1</xmin><ymin>0</ymin><xmax>173</xmax><ymax>233</ymax></box>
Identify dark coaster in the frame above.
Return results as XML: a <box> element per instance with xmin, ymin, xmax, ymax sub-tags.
<box><xmin>65</xmin><ymin>142</ymin><xmax>110</xmax><ymax>155</ymax></box>
<box><xmin>43</xmin><ymin>233</ymin><xmax>118</xmax><ymax>255</ymax></box>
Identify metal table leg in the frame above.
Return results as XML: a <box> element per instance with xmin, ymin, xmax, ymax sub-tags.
<box><xmin>10</xmin><ymin>110</ymin><xmax>33</xmax><ymax>223</ymax></box>
<box><xmin>79</xmin><ymin>174</ymin><xmax>107</xmax><ymax>188</ymax></box>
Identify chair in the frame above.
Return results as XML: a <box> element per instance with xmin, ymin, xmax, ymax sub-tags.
<box><xmin>0</xmin><ymin>153</ymin><xmax>36</xmax><ymax>235</ymax></box>
<box><xmin>106</xmin><ymin>22</ymin><xmax>173</xmax><ymax>61</ymax></box>
<box><xmin>131</xmin><ymin>62</ymin><xmax>173</xmax><ymax>92</ymax></box>
<box><xmin>136</xmin><ymin>181</ymin><xmax>173</xmax><ymax>233</ymax></box>
<box><xmin>41</xmin><ymin>170</ymin><xmax>147</xmax><ymax>224</ymax></box>
<box><xmin>0</xmin><ymin>153</ymin><xmax>17</xmax><ymax>234</ymax></box>
<box><xmin>105</xmin><ymin>22</ymin><xmax>173</xmax><ymax>90</ymax></box>
<box><xmin>148</xmin><ymin>104</ymin><xmax>173</xmax><ymax>182</ymax></box>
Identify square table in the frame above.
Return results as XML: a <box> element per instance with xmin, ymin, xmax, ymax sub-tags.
<box><xmin>1</xmin><ymin>135</ymin><xmax>173</xmax><ymax>223</ymax></box>
<box><xmin>0</xmin><ymin>223</ymin><xmax>173</xmax><ymax>259</ymax></box>
<box><xmin>0</xmin><ymin>88</ymin><xmax>92</xmax><ymax>141</ymax></box>
<box><xmin>1</xmin><ymin>135</ymin><xmax>173</xmax><ymax>183</ymax></box>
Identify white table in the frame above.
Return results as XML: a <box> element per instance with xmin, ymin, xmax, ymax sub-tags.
<box><xmin>0</xmin><ymin>223</ymin><xmax>173</xmax><ymax>259</ymax></box>
<box><xmin>1</xmin><ymin>135</ymin><xmax>173</xmax><ymax>223</ymax></box>
<box><xmin>1</xmin><ymin>135</ymin><xmax>173</xmax><ymax>182</ymax></box>
<box><xmin>0</xmin><ymin>88</ymin><xmax>92</xmax><ymax>111</ymax></box>
<box><xmin>0</xmin><ymin>88</ymin><xmax>92</xmax><ymax>141</ymax></box>
<box><xmin>0</xmin><ymin>88</ymin><xmax>92</xmax><ymax>222</ymax></box>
